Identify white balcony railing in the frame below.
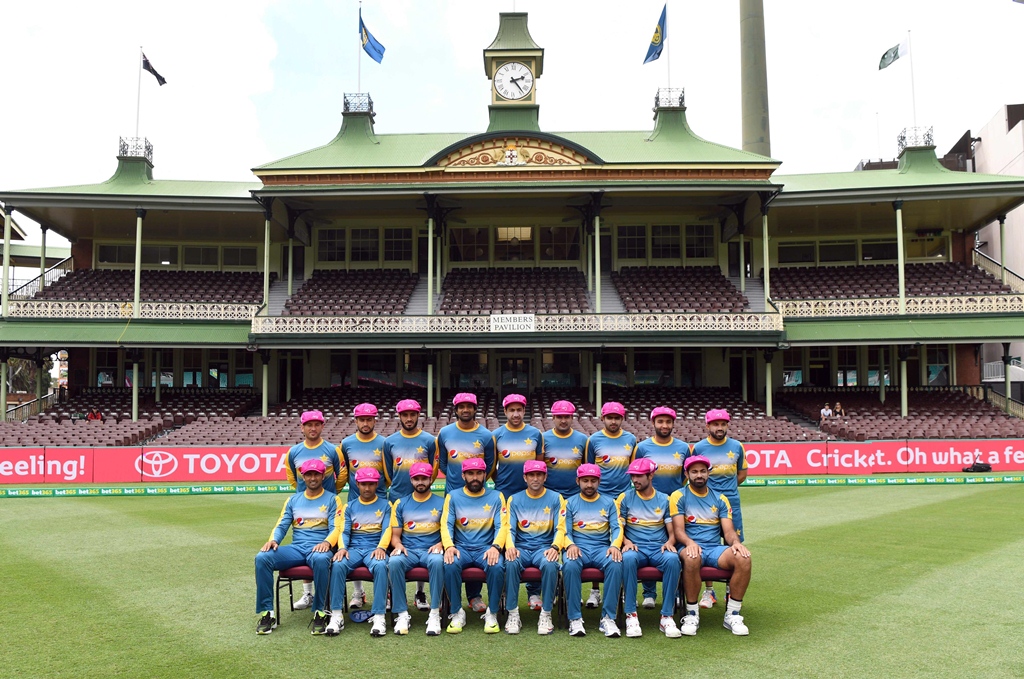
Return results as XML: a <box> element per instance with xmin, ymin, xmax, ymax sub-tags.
<box><xmin>251</xmin><ymin>312</ymin><xmax>784</xmax><ymax>335</ymax></box>
<box><xmin>773</xmin><ymin>294</ymin><xmax>1024</xmax><ymax>318</ymax></box>
<box><xmin>7</xmin><ymin>300</ymin><xmax>261</xmax><ymax>321</ymax></box>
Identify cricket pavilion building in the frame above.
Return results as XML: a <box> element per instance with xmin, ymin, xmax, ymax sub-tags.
<box><xmin>4</xmin><ymin>12</ymin><xmax>1024</xmax><ymax>456</ymax></box>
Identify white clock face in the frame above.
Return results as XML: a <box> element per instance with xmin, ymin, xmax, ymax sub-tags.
<box><xmin>493</xmin><ymin>61</ymin><xmax>534</xmax><ymax>101</ymax></box>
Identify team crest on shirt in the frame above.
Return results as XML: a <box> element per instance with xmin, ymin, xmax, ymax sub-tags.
<box><xmin>406</xmin><ymin>521</ymin><xmax>417</xmax><ymax>530</ymax></box>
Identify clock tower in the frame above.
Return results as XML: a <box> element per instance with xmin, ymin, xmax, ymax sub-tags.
<box><xmin>484</xmin><ymin>13</ymin><xmax>544</xmax><ymax>132</ymax></box>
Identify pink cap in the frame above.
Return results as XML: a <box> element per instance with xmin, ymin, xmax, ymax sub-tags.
<box><xmin>523</xmin><ymin>460</ymin><xmax>548</xmax><ymax>475</ymax></box>
<box><xmin>577</xmin><ymin>463</ymin><xmax>602</xmax><ymax>479</ymax></box>
<box><xmin>300</xmin><ymin>410</ymin><xmax>325</xmax><ymax>424</ymax></box>
<box><xmin>601</xmin><ymin>402</ymin><xmax>625</xmax><ymax>417</ymax></box>
<box><xmin>502</xmin><ymin>393</ymin><xmax>527</xmax><ymax>409</ymax></box>
<box><xmin>409</xmin><ymin>462</ymin><xmax>433</xmax><ymax>478</ymax></box>
<box><xmin>627</xmin><ymin>457</ymin><xmax>657</xmax><ymax>475</ymax></box>
<box><xmin>396</xmin><ymin>399</ymin><xmax>421</xmax><ymax>413</ymax></box>
<box><xmin>705</xmin><ymin>408</ymin><xmax>731</xmax><ymax>423</ymax></box>
<box><xmin>452</xmin><ymin>392</ymin><xmax>478</xmax><ymax>407</ymax></box>
<box><xmin>550</xmin><ymin>400</ymin><xmax>576</xmax><ymax>416</ymax></box>
<box><xmin>354</xmin><ymin>467</ymin><xmax>381</xmax><ymax>483</ymax></box>
<box><xmin>461</xmin><ymin>457</ymin><xmax>487</xmax><ymax>472</ymax></box>
<box><xmin>684</xmin><ymin>455</ymin><xmax>712</xmax><ymax>471</ymax></box>
<box><xmin>299</xmin><ymin>458</ymin><xmax>326</xmax><ymax>474</ymax></box>
<box><xmin>650</xmin><ymin>406</ymin><xmax>677</xmax><ymax>421</ymax></box>
<box><xmin>353</xmin><ymin>403</ymin><xmax>378</xmax><ymax>418</ymax></box>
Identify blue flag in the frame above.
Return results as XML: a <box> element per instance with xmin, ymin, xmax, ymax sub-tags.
<box><xmin>359</xmin><ymin>9</ymin><xmax>385</xmax><ymax>64</ymax></box>
<box><xmin>643</xmin><ymin>4</ymin><xmax>667</xmax><ymax>64</ymax></box>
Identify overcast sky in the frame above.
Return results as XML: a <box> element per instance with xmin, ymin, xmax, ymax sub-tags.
<box><xmin>3</xmin><ymin>0</ymin><xmax>1023</xmax><ymax>247</ymax></box>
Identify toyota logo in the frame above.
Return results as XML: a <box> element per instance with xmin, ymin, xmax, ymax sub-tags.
<box><xmin>136</xmin><ymin>450</ymin><xmax>179</xmax><ymax>478</ymax></box>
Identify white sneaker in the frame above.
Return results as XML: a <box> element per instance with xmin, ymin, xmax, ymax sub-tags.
<box><xmin>723</xmin><ymin>612</ymin><xmax>749</xmax><ymax>636</ymax></box>
<box><xmin>528</xmin><ymin>594</ymin><xmax>543</xmax><ymax>611</ymax></box>
<box><xmin>679</xmin><ymin>614</ymin><xmax>699</xmax><ymax>636</ymax></box>
<box><xmin>349</xmin><ymin>591</ymin><xmax>366</xmax><ymax>610</ymax></box>
<box><xmin>660</xmin><ymin>615</ymin><xmax>682</xmax><ymax>638</ymax></box>
<box><xmin>469</xmin><ymin>596</ymin><xmax>487</xmax><ymax>613</ymax></box>
<box><xmin>504</xmin><ymin>608</ymin><xmax>522</xmax><ymax>634</ymax></box>
<box><xmin>625</xmin><ymin>613</ymin><xmax>642</xmax><ymax>638</ymax></box>
<box><xmin>699</xmin><ymin>588</ymin><xmax>717</xmax><ymax>609</ymax></box>
<box><xmin>393</xmin><ymin>611</ymin><xmax>411</xmax><ymax>635</ymax></box>
<box><xmin>537</xmin><ymin>610</ymin><xmax>554</xmax><ymax>635</ymax></box>
<box><xmin>446</xmin><ymin>608</ymin><xmax>466</xmax><ymax>634</ymax></box>
<box><xmin>370</xmin><ymin>613</ymin><xmax>387</xmax><ymax>637</ymax></box>
<box><xmin>325</xmin><ymin>612</ymin><xmax>344</xmax><ymax>636</ymax></box>
<box><xmin>569</xmin><ymin>618</ymin><xmax>586</xmax><ymax>637</ymax></box>
<box><xmin>599</xmin><ymin>616</ymin><xmax>621</xmax><ymax>638</ymax></box>
<box><xmin>642</xmin><ymin>596</ymin><xmax>656</xmax><ymax>609</ymax></box>
<box><xmin>414</xmin><ymin>590</ymin><xmax>429</xmax><ymax>611</ymax></box>
<box><xmin>483</xmin><ymin>610</ymin><xmax>500</xmax><ymax>634</ymax></box>
<box><xmin>425</xmin><ymin>610</ymin><xmax>442</xmax><ymax>636</ymax></box>
<box><xmin>293</xmin><ymin>592</ymin><xmax>314</xmax><ymax>610</ymax></box>
<box><xmin>585</xmin><ymin>589</ymin><xmax>601</xmax><ymax>609</ymax></box>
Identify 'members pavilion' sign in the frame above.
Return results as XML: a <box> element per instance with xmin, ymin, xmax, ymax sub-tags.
<box><xmin>490</xmin><ymin>313</ymin><xmax>535</xmax><ymax>332</ymax></box>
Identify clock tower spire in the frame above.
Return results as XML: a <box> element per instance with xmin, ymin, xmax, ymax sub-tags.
<box><xmin>484</xmin><ymin>12</ymin><xmax>544</xmax><ymax>132</ymax></box>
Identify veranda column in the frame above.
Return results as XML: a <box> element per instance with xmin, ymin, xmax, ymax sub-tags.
<box><xmin>0</xmin><ymin>352</ymin><xmax>8</xmax><ymax>418</ymax></box>
<box><xmin>893</xmin><ymin>200</ymin><xmax>906</xmax><ymax>315</ymax></box>
<box><xmin>594</xmin><ymin>215</ymin><xmax>602</xmax><ymax>313</ymax></box>
<box><xmin>1</xmin><ymin>205</ymin><xmax>14</xmax><ymax>317</ymax></box>
<box><xmin>263</xmin><ymin>212</ymin><xmax>271</xmax><ymax>308</ymax></box>
<box><xmin>285</xmin><ymin>351</ymin><xmax>292</xmax><ymax>402</ymax></box>
<box><xmin>155</xmin><ymin>350</ymin><xmax>162</xmax><ymax>403</ymax></box>
<box><xmin>39</xmin><ymin>226</ymin><xmax>47</xmax><ymax>293</ymax></box>
<box><xmin>761</xmin><ymin>212</ymin><xmax>770</xmax><ymax>308</ymax></box>
<box><xmin>762</xmin><ymin>349</ymin><xmax>774</xmax><ymax>417</ymax></box>
<box><xmin>131</xmin><ymin>351</ymin><xmax>140</xmax><ymax>422</ymax></box>
<box><xmin>260</xmin><ymin>350</ymin><xmax>270</xmax><ymax>417</ymax></box>
<box><xmin>741</xmin><ymin>350</ymin><xmax>749</xmax><ymax>401</ymax></box>
<box><xmin>35</xmin><ymin>352</ymin><xmax>45</xmax><ymax>402</ymax></box>
<box><xmin>999</xmin><ymin>215</ymin><xmax>1007</xmax><ymax>284</ymax></box>
<box><xmin>879</xmin><ymin>346</ymin><xmax>886</xmax><ymax>404</ymax></box>
<box><xmin>739</xmin><ymin>233</ymin><xmax>746</xmax><ymax>294</ymax></box>
<box><xmin>427</xmin><ymin>360</ymin><xmax>434</xmax><ymax>419</ymax></box>
<box><xmin>287</xmin><ymin>238</ymin><xmax>294</xmax><ymax>296</ymax></box>
<box><xmin>595</xmin><ymin>359</ymin><xmax>603</xmax><ymax>415</ymax></box>
<box><xmin>427</xmin><ymin>217</ymin><xmax>434</xmax><ymax>315</ymax></box>
<box><xmin>897</xmin><ymin>345</ymin><xmax>909</xmax><ymax>418</ymax></box>
<box><xmin>134</xmin><ymin>209</ymin><xmax>146</xmax><ymax>319</ymax></box>
<box><xmin>1003</xmin><ymin>342</ymin><xmax>1013</xmax><ymax>413</ymax></box>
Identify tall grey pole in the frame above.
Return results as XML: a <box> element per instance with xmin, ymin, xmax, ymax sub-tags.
<box><xmin>740</xmin><ymin>0</ymin><xmax>771</xmax><ymax>156</ymax></box>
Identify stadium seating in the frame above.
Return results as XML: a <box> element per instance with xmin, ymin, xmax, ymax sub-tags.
<box><xmin>777</xmin><ymin>388</ymin><xmax>1024</xmax><ymax>440</ymax></box>
<box><xmin>611</xmin><ymin>266</ymin><xmax>748</xmax><ymax>313</ymax></box>
<box><xmin>33</xmin><ymin>269</ymin><xmax>269</xmax><ymax>303</ymax></box>
<box><xmin>284</xmin><ymin>270</ymin><xmax>418</xmax><ymax>316</ymax></box>
<box><xmin>0</xmin><ymin>418</ymin><xmax>163</xmax><ymax>447</ymax></box>
<box><xmin>770</xmin><ymin>262</ymin><xmax>1011</xmax><ymax>300</ymax></box>
<box><xmin>438</xmin><ymin>268</ymin><xmax>590</xmax><ymax>315</ymax></box>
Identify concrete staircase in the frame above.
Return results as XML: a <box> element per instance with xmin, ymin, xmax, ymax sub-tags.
<box><xmin>266</xmin><ymin>279</ymin><xmax>295</xmax><ymax>316</ymax></box>
<box><xmin>589</xmin><ymin>273</ymin><xmax>625</xmax><ymax>313</ymax></box>
<box><xmin>730</xmin><ymin>276</ymin><xmax>766</xmax><ymax>312</ymax></box>
<box><xmin>404</xmin><ymin>275</ymin><xmax>440</xmax><ymax>315</ymax></box>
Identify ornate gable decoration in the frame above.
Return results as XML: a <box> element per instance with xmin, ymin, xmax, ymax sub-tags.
<box><xmin>439</xmin><ymin>137</ymin><xmax>588</xmax><ymax>170</ymax></box>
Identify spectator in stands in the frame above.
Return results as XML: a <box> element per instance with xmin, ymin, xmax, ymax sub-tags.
<box><xmin>819</xmin><ymin>403</ymin><xmax>833</xmax><ymax>428</ymax></box>
<box><xmin>86</xmin><ymin>406</ymin><xmax>103</xmax><ymax>422</ymax></box>
<box><xmin>338</xmin><ymin>402</ymin><xmax>389</xmax><ymax>610</ymax></box>
<box><xmin>255</xmin><ymin>458</ymin><xmax>338</xmax><ymax>635</ymax></box>
<box><xmin>284</xmin><ymin>409</ymin><xmax>342</xmax><ymax>611</ymax></box>
<box><xmin>632</xmin><ymin>406</ymin><xmax>689</xmax><ymax>608</ymax></box>
<box><xmin>383</xmin><ymin>398</ymin><xmax>438</xmax><ymax>613</ymax></box>
<box><xmin>542</xmin><ymin>400</ymin><xmax>589</xmax><ymax>498</ymax></box>
<box><xmin>685</xmin><ymin>409</ymin><xmax>747</xmax><ymax>610</ymax></box>
<box><xmin>436</xmin><ymin>392</ymin><xmax>496</xmax><ymax>613</ymax></box>
<box><xmin>833</xmin><ymin>401</ymin><xmax>846</xmax><ymax>417</ymax></box>
<box><xmin>327</xmin><ymin>467</ymin><xmax>392</xmax><ymax>637</ymax></box>
<box><xmin>670</xmin><ymin>455</ymin><xmax>752</xmax><ymax>637</ymax></box>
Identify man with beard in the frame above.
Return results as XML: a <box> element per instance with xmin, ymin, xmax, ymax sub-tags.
<box><xmin>541</xmin><ymin>400</ymin><xmax>589</xmax><ymax>498</ymax></box>
<box><xmin>686</xmin><ymin>408</ymin><xmax>747</xmax><ymax>610</ymax></box>
<box><xmin>670</xmin><ymin>455</ymin><xmax>752</xmax><ymax>636</ymax></box>
<box><xmin>327</xmin><ymin>467</ymin><xmax>392</xmax><ymax>637</ymax></box>
<box><xmin>440</xmin><ymin>457</ymin><xmax>506</xmax><ymax>634</ymax></box>
<box><xmin>632</xmin><ymin>405</ymin><xmax>688</xmax><ymax>609</ymax></box>
<box><xmin>388</xmin><ymin>462</ymin><xmax>445</xmax><ymax>636</ymax></box>
<box><xmin>503</xmin><ymin>460</ymin><xmax>564</xmax><ymax>635</ymax></box>
<box><xmin>562</xmin><ymin>464</ymin><xmax>623</xmax><ymax>639</ymax></box>
<box><xmin>436</xmin><ymin>392</ymin><xmax>496</xmax><ymax>613</ymax></box>
<box><xmin>254</xmin><ymin>459</ymin><xmax>337</xmax><ymax>635</ymax></box>
<box><xmin>338</xmin><ymin>402</ymin><xmax>390</xmax><ymax>610</ymax></box>
<box><xmin>617</xmin><ymin>457</ymin><xmax>681</xmax><ymax>638</ymax></box>
<box><xmin>584</xmin><ymin>402</ymin><xmax>636</xmax><ymax>610</ymax></box>
<box><xmin>383</xmin><ymin>398</ymin><xmax>438</xmax><ymax>612</ymax></box>
<box><xmin>282</xmin><ymin>410</ymin><xmax>342</xmax><ymax>611</ymax></box>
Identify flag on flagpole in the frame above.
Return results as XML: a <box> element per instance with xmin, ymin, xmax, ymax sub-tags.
<box><xmin>643</xmin><ymin>4</ymin><xmax>668</xmax><ymax>65</ymax></box>
<box><xmin>142</xmin><ymin>53</ymin><xmax>167</xmax><ymax>85</ymax></box>
<box><xmin>359</xmin><ymin>9</ymin><xmax>386</xmax><ymax>64</ymax></box>
<box><xmin>878</xmin><ymin>40</ymin><xmax>909</xmax><ymax>70</ymax></box>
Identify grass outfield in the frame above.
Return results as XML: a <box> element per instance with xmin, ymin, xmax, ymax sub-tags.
<box><xmin>3</xmin><ymin>485</ymin><xmax>1023</xmax><ymax>679</ymax></box>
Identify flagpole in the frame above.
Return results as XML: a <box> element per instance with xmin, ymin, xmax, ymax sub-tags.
<box><xmin>358</xmin><ymin>2</ymin><xmax>363</xmax><ymax>92</ymax></box>
<box><xmin>907</xmin><ymin>30</ymin><xmax>917</xmax><ymax>128</ymax></box>
<box><xmin>666</xmin><ymin>4</ymin><xmax>671</xmax><ymax>89</ymax></box>
<box><xmin>135</xmin><ymin>46</ymin><xmax>143</xmax><ymax>138</ymax></box>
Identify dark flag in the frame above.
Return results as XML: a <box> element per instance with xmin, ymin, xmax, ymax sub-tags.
<box><xmin>643</xmin><ymin>4</ymin><xmax>668</xmax><ymax>64</ymax></box>
<box><xmin>142</xmin><ymin>53</ymin><xmax>167</xmax><ymax>86</ymax></box>
<box><xmin>359</xmin><ymin>9</ymin><xmax>386</xmax><ymax>63</ymax></box>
